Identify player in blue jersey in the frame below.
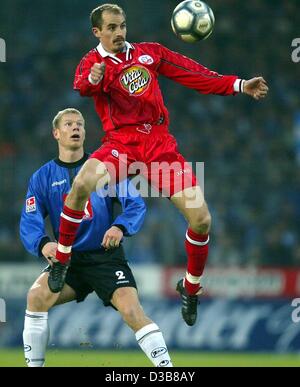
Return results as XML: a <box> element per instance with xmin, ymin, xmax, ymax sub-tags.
<box><xmin>20</xmin><ymin>108</ymin><xmax>173</xmax><ymax>367</ymax></box>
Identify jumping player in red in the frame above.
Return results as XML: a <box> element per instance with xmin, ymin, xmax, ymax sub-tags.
<box><xmin>50</xmin><ymin>4</ymin><xmax>268</xmax><ymax>326</ymax></box>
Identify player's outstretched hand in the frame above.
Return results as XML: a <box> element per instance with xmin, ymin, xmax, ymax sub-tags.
<box><xmin>90</xmin><ymin>62</ymin><xmax>106</xmax><ymax>84</ymax></box>
<box><xmin>101</xmin><ymin>226</ymin><xmax>124</xmax><ymax>250</ymax></box>
<box><xmin>42</xmin><ymin>242</ymin><xmax>58</xmax><ymax>265</ymax></box>
<box><xmin>244</xmin><ymin>77</ymin><xmax>269</xmax><ymax>100</ymax></box>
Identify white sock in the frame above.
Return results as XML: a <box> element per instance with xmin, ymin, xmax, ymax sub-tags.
<box><xmin>23</xmin><ymin>310</ymin><xmax>49</xmax><ymax>367</ymax></box>
<box><xmin>135</xmin><ymin>323</ymin><xmax>173</xmax><ymax>367</ymax></box>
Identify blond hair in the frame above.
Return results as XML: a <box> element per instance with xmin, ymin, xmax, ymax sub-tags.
<box><xmin>52</xmin><ymin>108</ymin><xmax>84</xmax><ymax>129</ymax></box>
<box><xmin>90</xmin><ymin>4</ymin><xmax>126</xmax><ymax>29</ymax></box>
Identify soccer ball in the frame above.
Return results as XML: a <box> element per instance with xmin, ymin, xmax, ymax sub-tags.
<box><xmin>171</xmin><ymin>0</ymin><xmax>215</xmax><ymax>43</ymax></box>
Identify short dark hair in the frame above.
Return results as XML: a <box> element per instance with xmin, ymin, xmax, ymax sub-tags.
<box><xmin>90</xmin><ymin>4</ymin><xmax>126</xmax><ymax>29</ymax></box>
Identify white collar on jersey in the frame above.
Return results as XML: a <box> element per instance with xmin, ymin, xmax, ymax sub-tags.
<box><xmin>96</xmin><ymin>41</ymin><xmax>134</xmax><ymax>64</ymax></box>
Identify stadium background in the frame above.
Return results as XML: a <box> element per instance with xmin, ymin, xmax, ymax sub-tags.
<box><xmin>0</xmin><ymin>0</ymin><xmax>300</xmax><ymax>366</ymax></box>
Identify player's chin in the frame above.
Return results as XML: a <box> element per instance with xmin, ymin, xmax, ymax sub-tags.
<box><xmin>69</xmin><ymin>142</ymin><xmax>83</xmax><ymax>150</ymax></box>
<box><xmin>113</xmin><ymin>40</ymin><xmax>125</xmax><ymax>49</ymax></box>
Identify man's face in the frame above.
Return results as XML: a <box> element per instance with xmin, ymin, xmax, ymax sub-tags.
<box><xmin>93</xmin><ymin>11</ymin><xmax>127</xmax><ymax>54</ymax></box>
<box><xmin>53</xmin><ymin>113</ymin><xmax>85</xmax><ymax>150</ymax></box>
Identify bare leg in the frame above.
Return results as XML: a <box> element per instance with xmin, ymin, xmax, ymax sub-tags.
<box><xmin>111</xmin><ymin>287</ymin><xmax>173</xmax><ymax>367</ymax></box>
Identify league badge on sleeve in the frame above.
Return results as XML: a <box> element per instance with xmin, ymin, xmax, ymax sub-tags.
<box><xmin>26</xmin><ymin>197</ymin><xmax>36</xmax><ymax>213</ymax></box>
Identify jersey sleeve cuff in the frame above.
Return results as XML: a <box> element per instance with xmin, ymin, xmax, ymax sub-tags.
<box><xmin>113</xmin><ymin>224</ymin><xmax>128</xmax><ymax>235</ymax></box>
<box><xmin>233</xmin><ymin>79</ymin><xmax>245</xmax><ymax>93</ymax></box>
<box><xmin>38</xmin><ymin>236</ymin><xmax>51</xmax><ymax>257</ymax></box>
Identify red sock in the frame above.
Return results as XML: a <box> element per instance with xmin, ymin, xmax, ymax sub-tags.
<box><xmin>55</xmin><ymin>205</ymin><xmax>85</xmax><ymax>264</ymax></box>
<box><xmin>184</xmin><ymin>228</ymin><xmax>210</xmax><ymax>295</ymax></box>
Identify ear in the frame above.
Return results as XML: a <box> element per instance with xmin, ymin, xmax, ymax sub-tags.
<box><xmin>92</xmin><ymin>27</ymin><xmax>102</xmax><ymax>39</ymax></box>
<box><xmin>53</xmin><ymin>128</ymin><xmax>59</xmax><ymax>141</ymax></box>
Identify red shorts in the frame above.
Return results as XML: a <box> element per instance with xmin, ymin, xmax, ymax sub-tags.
<box><xmin>90</xmin><ymin>124</ymin><xmax>198</xmax><ymax>197</ymax></box>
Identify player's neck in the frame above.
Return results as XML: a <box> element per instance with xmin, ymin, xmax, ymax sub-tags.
<box><xmin>58</xmin><ymin>148</ymin><xmax>84</xmax><ymax>163</ymax></box>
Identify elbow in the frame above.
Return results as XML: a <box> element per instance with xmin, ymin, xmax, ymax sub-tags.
<box><xmin>141</xmin><ymin>209</ymin><xmax>146</xmax><ymax>222</ymax></box>
<box><xmin>74</xmin><ymin>85</ymin><xmax>90</xmax><ymax>97</ymax></box>
<box><xmin>19</xmin><ymin>224</ymin><xmax>26</xmax><ymax>248</ymax></box>
<box><xmin>19</xmin><ymin>229</ymin><xmax>37</xmax><ymax>257</ymax></box>
<box><xmin>138</xmin><ymin>207</ymin><xmax>147</xmax><ymax>226</ymax></box>
<box><xmin>79</xmin><ymin>88</ymin><xmax>90</xmax><ymax>97</ymax></box>
<box><xmin>20</xmin><ymin>236</ymin><xmax>32</xmax><ymax>256</ymax></box>
<box><xmin>140</xmin><ymin>203</ymin><xmax>147</xmax><ymax>218</ymax></box>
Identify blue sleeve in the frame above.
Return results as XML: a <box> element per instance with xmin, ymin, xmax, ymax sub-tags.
<box><xmin>19</xmin><ymin>173</ymin><xmax>50</xmax><ymax>258</ymax></box>
<box><xmin>112</xmin><ymin>179</ymin><xmax>146</xmax><ymax>237</ymax></box>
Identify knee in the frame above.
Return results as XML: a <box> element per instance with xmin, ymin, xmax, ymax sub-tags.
<box><xmin>190</xmin><ymin>206</ymin><xmax>212</xmax><ymax>234</ymax></box>
<box><xmin>72</xmin><ymin>165</ymin><xmax>110</xmax><ymax>200</ymax></box>
<box><xmin>71</xmin><ymin>176</ymin><xmax>91</xmax><ymax>201</ymax></box>
<box><xmin>27</xmin><ymin>285</ymin><xmax>54</xmax><ymax>312</ymax></box>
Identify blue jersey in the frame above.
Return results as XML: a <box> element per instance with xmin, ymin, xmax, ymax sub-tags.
<box><xmin>20</xmin><ymin>154</ymin><xmax>146</xmax><ymax>257</ymax></box>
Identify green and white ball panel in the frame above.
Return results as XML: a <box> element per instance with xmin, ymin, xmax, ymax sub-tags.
<box><xmin>171</xmin><ymin>0</ymin><xmax>215</xmax><ymax>42</ymax></box>
<box><xmin>195</xmin><ymin>13</ymin><xmax>213</xmax><ymax>35</ymax></box>
<box><xmin>173</xmin><ymin>9</ymin><xmax>195</xmax><ymax>30</ymax></box>
<box><xmin>179</xmin><ymin>34</ymin><xmax>199</xmax><ymax>43</ymax></box>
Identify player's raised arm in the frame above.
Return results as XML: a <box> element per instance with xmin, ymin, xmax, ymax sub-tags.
<box><xmin>73</xmin><ymin>54</ymin><xmax>106</xmax><ymax>97</ymax></box>
<box><xmin>157</xmin><ymin>44</ymin><xmax>269</xmax><ymax>100</ymax></box>
<box><xmin>156</xmin><ymin>43</ymin><xmax>238</xmax><ymax>96</ymax></box>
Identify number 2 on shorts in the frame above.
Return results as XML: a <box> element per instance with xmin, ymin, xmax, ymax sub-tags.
<box><xmin>115</xmin><ymin>271</ymin><xmax>126</xmax><ymax>280</ymax></box>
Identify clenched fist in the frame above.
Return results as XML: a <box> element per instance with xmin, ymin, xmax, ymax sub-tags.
<box><xmin>243</xmin><ymin>77</ymin><xmax>269</xmax><ymax>100</ymax></box>
<box><xmin>90</xmin><ymin>62</ymin><xmax>106</xmax><ymax>85</ymax></box>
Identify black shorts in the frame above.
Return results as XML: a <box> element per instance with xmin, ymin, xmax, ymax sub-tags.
<box><xmin>44</xmin><ymin>246</ymin><xmax>137</xmax><ymax>307</ymax></box>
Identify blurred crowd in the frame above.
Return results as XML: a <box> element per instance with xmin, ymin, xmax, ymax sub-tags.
<box><xmin>0</xmin><ymin>0</ymin><xmax>299</xmax><ymax>266</ymax></box>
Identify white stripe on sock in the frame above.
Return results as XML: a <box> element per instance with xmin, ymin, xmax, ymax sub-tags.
<box><xmin>57</xmin><ymin>243</ymin><xmax>72</xmax><ymax>254</ymax></box>
<box><xmin>186</xmin><ymin>233</ymin><xmax>210</xmax><ymax>246</ymax></box>
<box><xmin>25</xmin><ymin>310</ymin><xmax>48</xmax><ymax>319</ymax></box>
<box><xmin>135</xmin><ymin>323</ymin><xmax>160</xmax><ymax>343</ymax></box>
<box><xmin>61</xmin><ymin>212</ymin><xmax>82</xmax><ymax>224</ymax></box>
<box><xmin>185</xmin><ymin>272</ymin><xmax>202</xmax><ymax>284</ymax></box>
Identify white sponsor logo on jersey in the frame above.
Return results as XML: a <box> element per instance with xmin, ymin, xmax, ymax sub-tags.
<box><xmin>52</xmin><ymin>179</ymin><xmax>67</xmax><ymax>187</ymax></box>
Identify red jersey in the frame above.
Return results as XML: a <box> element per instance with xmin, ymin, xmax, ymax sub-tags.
<box><xmin>74</xmin><ymin>42</ymin><xmax>238</xmax><ymax>132</ymax></box>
